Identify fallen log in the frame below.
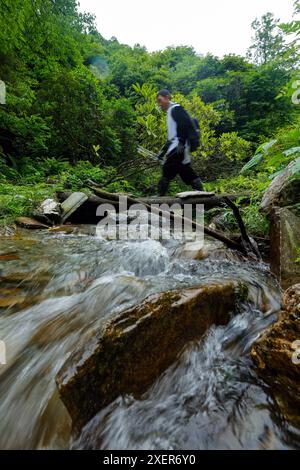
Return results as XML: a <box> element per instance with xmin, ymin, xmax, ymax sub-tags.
<box><xmin>56</xmin><ymin>191</ymin><xmax>250</xmax><ymax>210</ymax></box>
<box><xmin>56</xmin><ymin>189</ymin><xmax>258</xmax><ymax>257</ymax></box>
<box><xmin>89</xmin><ymin>187</ymin><xmax>243</xmax><ymax>252</ymax></box>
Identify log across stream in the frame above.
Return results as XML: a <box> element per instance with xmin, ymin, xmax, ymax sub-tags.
<box><xmin>55</xmin><ymin>189</ymin><xmax>256</xmax><ymax>256</ymax></box>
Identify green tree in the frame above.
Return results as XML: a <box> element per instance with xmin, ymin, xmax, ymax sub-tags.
<box><xmin>280</xmin><ymin>1</ymin><xmax>300</xmax><ymax>67</ymax></box>
<box><xmin>247</xmin><ymin>12</ymin><xmax>285</xmax><ymax>65</ymax></box>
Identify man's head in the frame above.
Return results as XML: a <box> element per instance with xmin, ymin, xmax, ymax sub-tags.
<box><xmin>156</xmin><ymin>89</ymin><xmax>171</xmax><ymax>110</ymax></box>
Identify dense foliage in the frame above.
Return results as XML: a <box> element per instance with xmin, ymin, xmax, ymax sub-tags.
<box><xmin>0</xmin><ymin>0</ymin><xmax>299</xmax><ymax>234</ymax></box>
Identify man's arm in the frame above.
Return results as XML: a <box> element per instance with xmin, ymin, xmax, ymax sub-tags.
<box><xmin>171</xmin><ymin>106</ymin><xmax>190</xmax><ymax>145</ymax></box>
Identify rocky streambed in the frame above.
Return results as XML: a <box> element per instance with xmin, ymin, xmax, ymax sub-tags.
<box><xmin>0</xmin><ymin>225</ymin><xmax>299</xmax><ymax>450</ymax></box>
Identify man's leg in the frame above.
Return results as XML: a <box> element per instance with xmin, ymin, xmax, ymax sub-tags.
<box><xmin>179</xmin><ymin>163</ymin><xmax>204</xmax><ymax>191</ymax></box>
<box><xmin>191</xmin><ymin>177</ymin><xmax>204</xmax><ymax>191</ymax></box>
<box><xmin>157</xmin><ymin>176</ymin><xmax>170</xmax><ymax>197</ymax></box>
<box><xmin>157</xmin><ymin>151</ymin><xmax>179</xmax><ymax>196</ymax></box>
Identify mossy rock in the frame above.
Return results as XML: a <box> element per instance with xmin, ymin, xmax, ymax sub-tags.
<box><xmin>261</xmin><ymin>158</ymin><xmax>300</xmax><ymax>214</ymax></box>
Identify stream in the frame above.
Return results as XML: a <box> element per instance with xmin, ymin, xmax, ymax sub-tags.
<box><xmin>0</xmin><ymin>227</ymin><xmax>299</xmax><ymax>450</ymax></box>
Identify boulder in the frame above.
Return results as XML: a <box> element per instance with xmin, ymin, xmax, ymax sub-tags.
<box><xmin>251</xmin><ymin>284</ymin><xmax>300</xmax><ymax>428</ymax></box>
<box><xmin>33</xmin><ymin>198</ymin><xmax>61</xmax><ymax>225</ymax></box>
<box><xmin>56</xmin><ymin>282</ymin><xmax>239</xmax><ymax>431</ymax></box>
<box><xmin>269</xmin><ymin>207</ymin><xmax>300</xmax><ymax>290</ymax></box>
<box><xmin>261</xmin><ymin>158</ymin><xmax>300</xmax><ymax>214</ymax></box>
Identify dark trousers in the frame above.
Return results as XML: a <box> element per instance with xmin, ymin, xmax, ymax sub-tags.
<box><xmin>158</xmin><ymin>150</ymin><xmax>201</xmax><ymax>196</ymax></box>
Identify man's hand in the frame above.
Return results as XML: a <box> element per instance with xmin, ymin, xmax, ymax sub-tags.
<box><xmin>156</xmin><ymin>150</ymin><xmax>165</xmax><ymax>162</ymax></box>
<box><xmin>177</xmin><ymin>142</ymin><xmax>185</xmax><ymax>155</ymax></box>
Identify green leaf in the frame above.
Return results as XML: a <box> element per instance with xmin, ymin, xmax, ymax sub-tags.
<box><xmin>255</xmin><ymin>139</ymin><xmax>277</xmax><ymax>155</ymax></box>
<box><xmin>269</xmin><ymin>169</ymin><xmax>285</xmax><ymax>179</ymax></box>
<box><xmin>240</xmin><ymin>153</ymin><xmax>264</xmax><ymax>174</ymax></box>
<box><xmin>283</xmin><ymin>146</ymin><xmax>300</xmax><ymax>157</ymax></box>
<box><xmin>291</xmin><ymin>158</ymin><xmax>300</xmax><ymax>175</ymax></box>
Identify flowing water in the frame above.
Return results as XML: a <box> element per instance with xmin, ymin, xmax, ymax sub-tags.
<box><xmin>0</xmin><ymin>227</ymin><xmax>299</xmax><ymax>450</ymax></box>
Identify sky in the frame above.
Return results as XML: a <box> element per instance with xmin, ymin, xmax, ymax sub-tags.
<box><xmin>78</xmin><ymin>0</ymin><xmax>296</xmax><ymax>57</ymax></box>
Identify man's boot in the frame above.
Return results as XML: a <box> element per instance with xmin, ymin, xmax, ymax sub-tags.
<box><xmin>157</xmin><ymin>177</ymin><xmax>170</xmax><ymax>196</ymax></box>
<box><xmin>191</xmin><ymin>177</ymin><xmax>204</xmax><ymax>191</ymax></box>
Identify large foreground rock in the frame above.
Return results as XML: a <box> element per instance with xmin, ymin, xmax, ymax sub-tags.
<box><xmin>251</xmin><ymin>284</ymin><xmax>300</xmax><ymax>428</ymax></box>
<box><xmin>56</xmin><ymin>282</ymin><xmax>239</xmax><ymax>431</ymax></box>
<box><xmin>270</xmin><ymin>207</ymin><xmax>300</xmax><ymax>289</ymax></box>
<box><xmin>261</xmin><ymin>158</ymin><xmax>300</xmax><ymax>214</ymax></box>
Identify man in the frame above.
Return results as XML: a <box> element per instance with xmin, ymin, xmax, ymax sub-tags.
<box><xmin>156</xmin><ymin>89</ymin><xmax>204</xmax><ymax>196</ymax></box>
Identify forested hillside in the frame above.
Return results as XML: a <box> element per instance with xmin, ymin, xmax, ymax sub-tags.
<box><xmin>1</xmin><ymin>2</ymin><xmax>300</xmax><ymax>452</ymax></box>
<box><xmin>0</xmin><ymin>0</ymin><xmax>299</xmax><ymax>234</ymax></box>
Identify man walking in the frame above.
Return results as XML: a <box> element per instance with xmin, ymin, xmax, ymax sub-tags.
<box><xmin>156</xmin><ymin>89</ymin><xmax>204</xmax><ymax>196</ymax></box>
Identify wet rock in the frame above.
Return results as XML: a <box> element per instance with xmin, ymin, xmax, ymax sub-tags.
<box><xmin>48</xmin><ymin>225</ymin><xmax>77</xmax><ymax>234</ymax></box>
<box><xmin>0</xmin><ymin>225</ymin><xmax>16</xmax><ymax>238</ymax></box>
<box><xmin>269</xmin><ymin>207</ymin><xmax>300</xmax><ymax>289</ymax></box>
<box><xmin>0</xmin><ymin>272</ymin><xmax>51</xmax><ymax>312</ymax></box>
<box><xmin>15</xmin><ymin>217</ymin><xmax>49</xmax><ymax>230</ymax></box>
<box><xmin>283</xmin><ymin>283</ymin><xmax>300</xmax><ymax>314</ymax></box>
<box><xmin>33</xmin><ymin>198</ymin><xmax>61</xmax><ymax>225</ymax></box>
<box><xmin>0</xmin><ymin>295</ymin><xmax>41</xmax><ymax>310</ymax></box>
<box><xmin>175</xmin><ymin>238</ymin><xmax>243</xmax><ymax>262</ymax></box>
<box><xmin>261</xmin><ymin>158</ymin><xmax>300</xmax><ymax>214</ymax></box>
<box><xmin>251</xmin><ymin>284</ymin><xmax>300</xmax><ymax>428</ymax></box>
<box><xmin>48</xmin><ymin>224</ymin><xmax>97</xmax><ymax>236</ymax></box>
<box><xmin>56</xmin><ymin>282</ymin><xmax>238</xmax><ymax>431</ymax></box>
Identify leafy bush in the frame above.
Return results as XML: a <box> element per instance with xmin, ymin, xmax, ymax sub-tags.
<box><xmin>219</xmin><ymin>132</ymin><xmax>252</xmax><ymax>161</ymax></box>
<box><xmin>241</xmin><ymin>118</ymin><xmax>300</xmax><ymax>177</ymax></box>
<box><xmin>0</xmin><ymin>183</ymin><xmax>58</xmax><ymax>225</ymax></box>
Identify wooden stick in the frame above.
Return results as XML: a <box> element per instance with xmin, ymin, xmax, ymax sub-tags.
<box><xmin>223</xmin><ymin>197</ymin><xmax>261</xmax><ymax>259</ymax></box>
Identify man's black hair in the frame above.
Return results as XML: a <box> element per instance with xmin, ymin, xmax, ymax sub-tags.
<box><xmin>157</xmin><ymin>89</ymin><xmax>171</xmax><ymax>98</ymax></box>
